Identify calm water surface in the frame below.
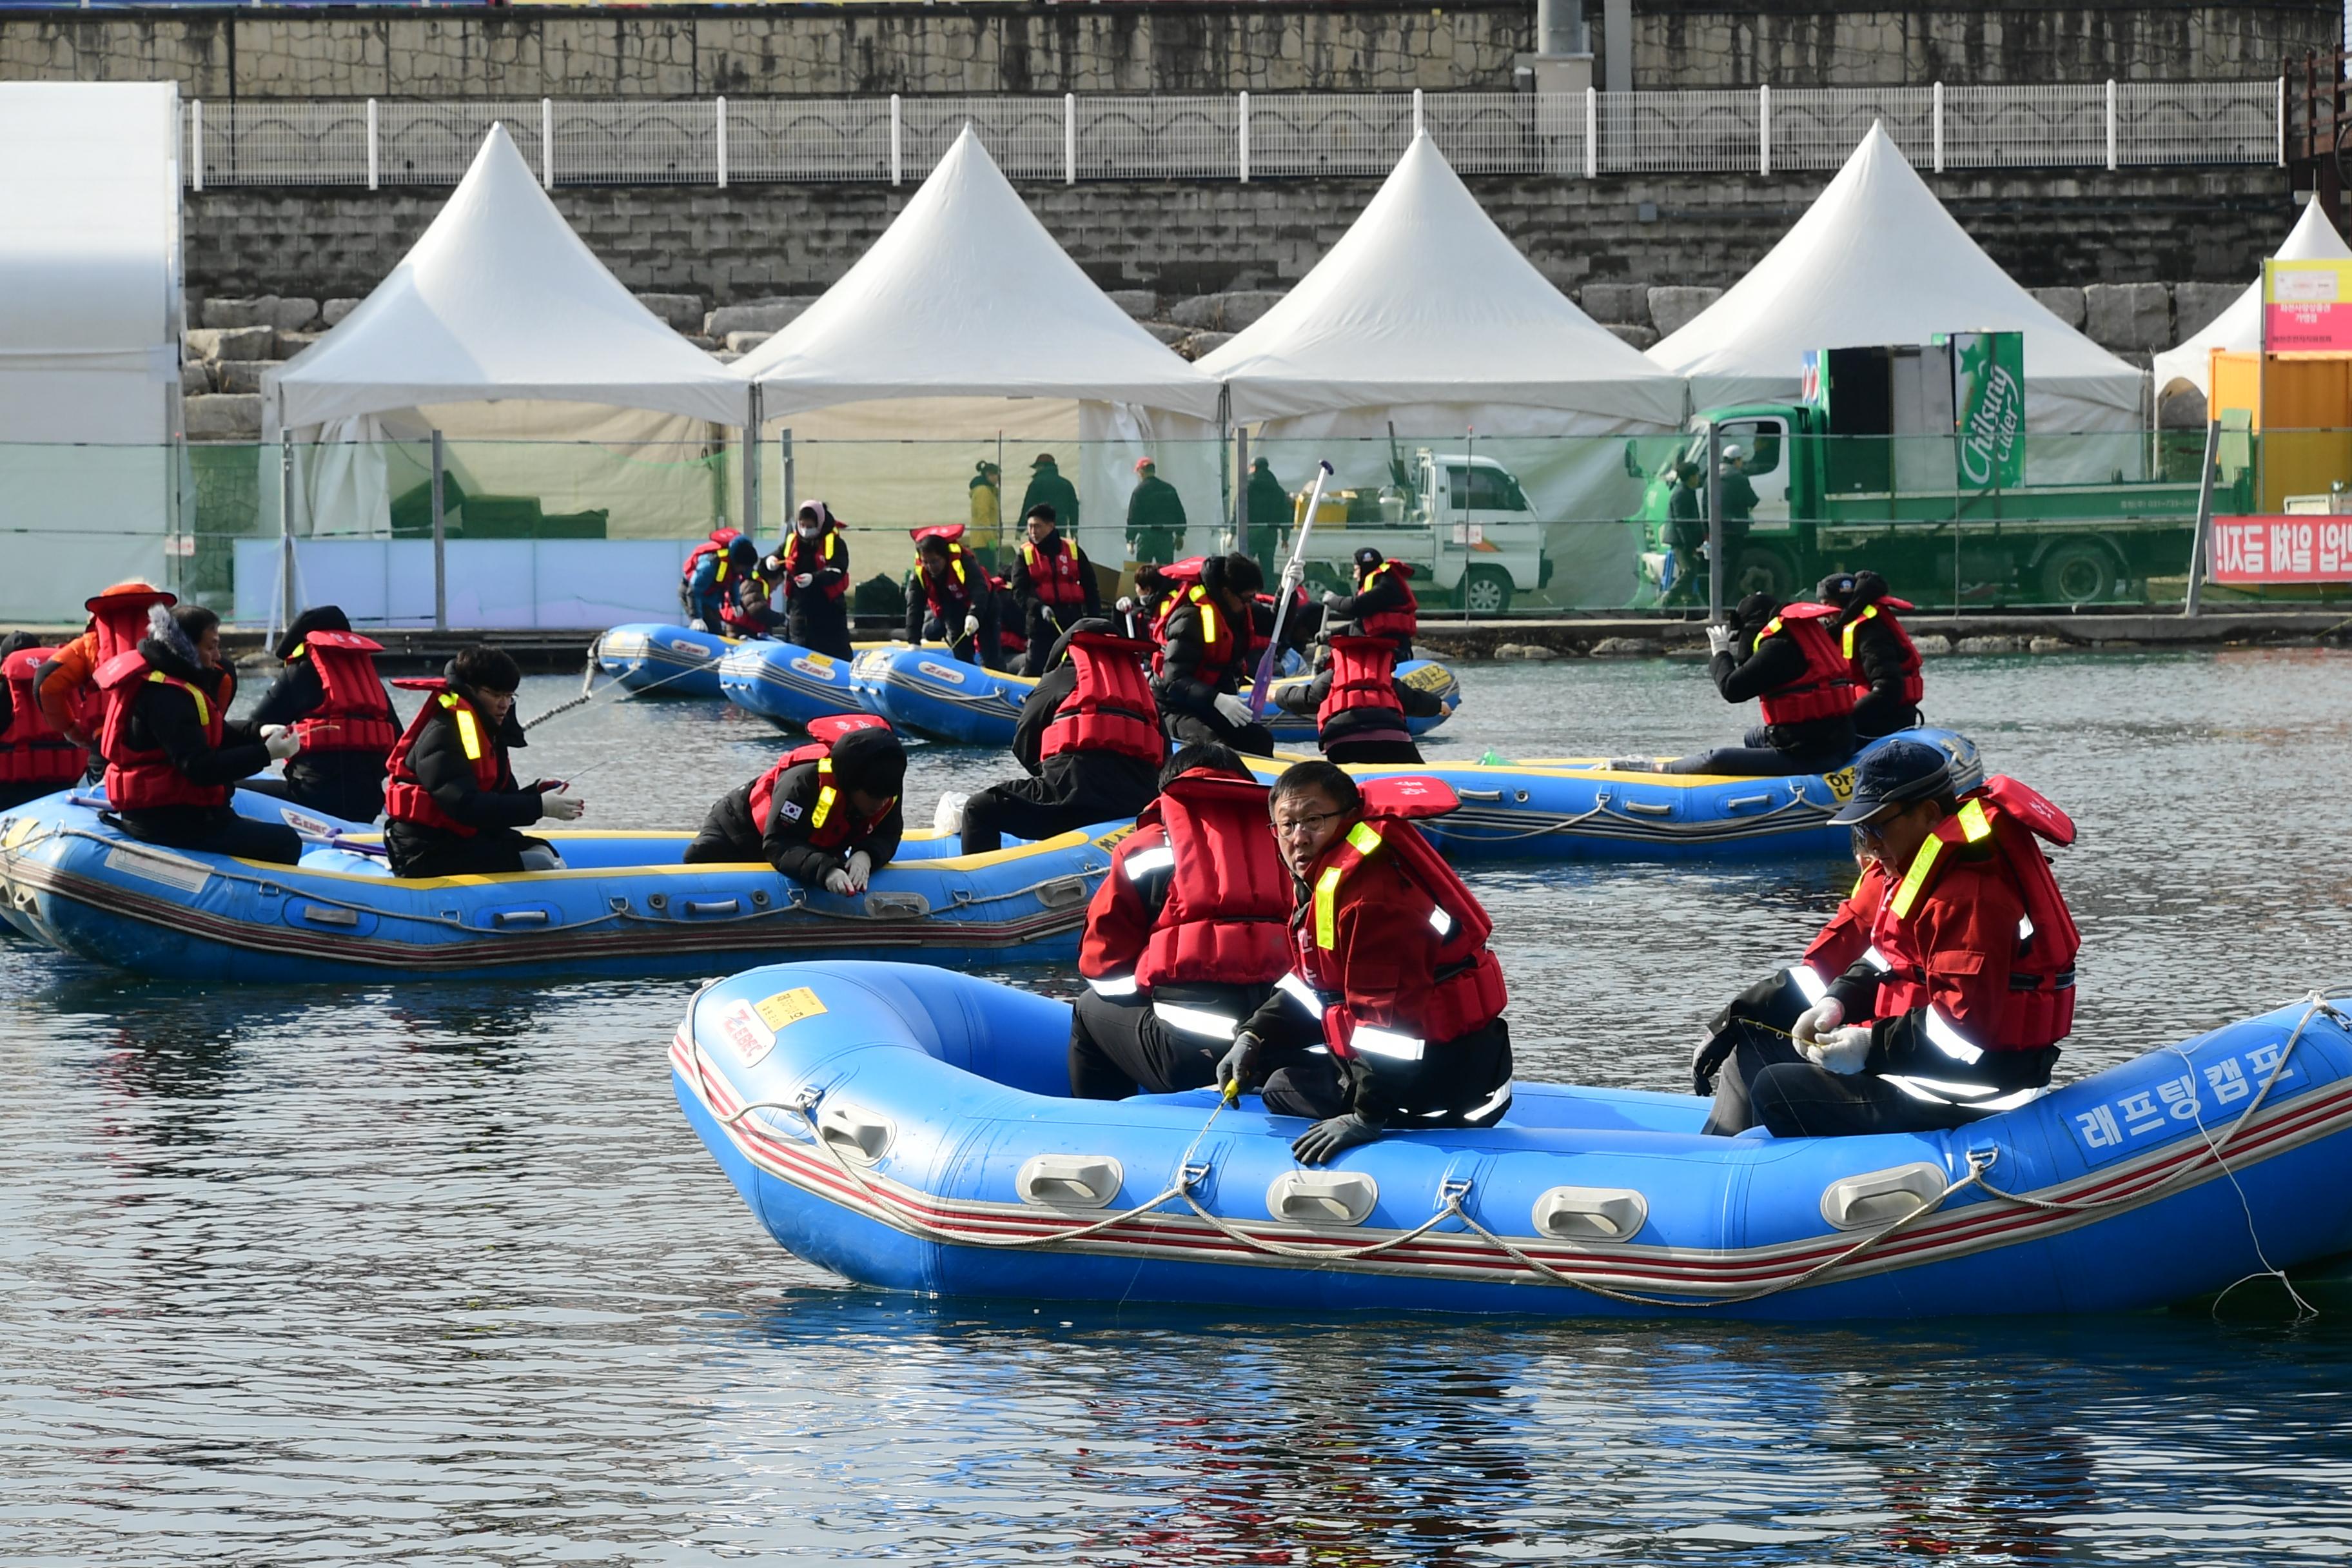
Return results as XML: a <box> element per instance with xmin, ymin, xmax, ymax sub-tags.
<box><xmin>6</xmin><ymin>651</ymin><xmax>2352</xmax><ymax>1563</ymax></box>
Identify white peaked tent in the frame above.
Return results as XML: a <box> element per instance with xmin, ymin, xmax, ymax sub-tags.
<box><xmin>1651</xmin><ymin>124</ymin><xmax>2144</xmax><ymax>447</ymax></box>
<box><xmin>734</xmin><ymin>127</ymin><xmax>1222</xmax><ymax>560</ymax></box>
<box><xmin>1200</xmin><ymin>132</ymin><xmax>1683</xmax><ymax>429</ymax></box>
<box><xmin>2153</xmin><ymin>201</ymin><xmax>2352</xmax><ymax>404</ymax></box>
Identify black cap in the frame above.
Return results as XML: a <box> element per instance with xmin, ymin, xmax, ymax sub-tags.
<box><xmin>828</xmin><ymin>725</ymin><xmax>907</xmax><ymax>800</ymax></box>
<box><xmin>1353</xmin><ymin>547</ymin><xmax>1384</xmax><ymax>571</ymax></box>
<box><xmin>1815</xmin><ymin>572</ymin><xmax>1859</xmax><ymax>607</ymax></box>
<box><xmin>1828</xmin><ymin>738</ymin><xmax>1952</xmax><ymax>825</ymax></box>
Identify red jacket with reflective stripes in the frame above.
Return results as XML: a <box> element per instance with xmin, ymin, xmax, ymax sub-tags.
<box><xmin>1019</xmin><ymin>534</ymin><xmax>1091</xmax><ymax>610</ymax></box>
<box><xmin>1752</xmin><ymin>603</ymin><xmax>1861</xmax><ymax>727</ymax></box>
<box><xmin>1354</xmin><ymin>560</ymin><xmax>1418</xmax><ymax>645</ymax></box>
<box><xmin>384</xmin><ymin>681</ymin><xmax>507</xmax><ymax>837</ymax></box>
<box><xmin>1135</xmin><ymin>772</ymin><xmax>1291</xmax><ymax>990</ymax></box>
<box><xmin>1801</xmin><ymin>860</ymin><xmax>1889</xmax><ymax>980</ymax></box>
<box><xmin>1041</xmin><ymin>631</ymin><xmax>1165</xmax><ymax>767</ymax></box>
<box><xmin>97</xmin><ymin>649</ymin><xmax>235</xmax><ymax>811</ymax></box>
<box><xmin>748</xmin><ymin>742</ymin><xmax>897</xmax><ymax>850</ymax></box>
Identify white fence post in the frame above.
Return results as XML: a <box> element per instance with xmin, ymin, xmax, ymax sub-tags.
<box><xmin>2105</xmin><ymin>78</ymin><xmax>2118</xmax><ymax>171</ymax></box>
<box><xmin>1584</xmin><ymin>84</ymin><xmax>1597</xmax><ymax>178</ymax></box>
<box><xmin>1413</xmin><ymin>87</ymin><xmax>1424</xmax><ymax>137</ymax></box>
<box><xmin>1238</xmin><ymin>90</ymin><xmax>1250</xmax><ymax>183</ymax></box>
<box><xmin>541</xmin><ymin>97</ymin><xmax>554</xmax><ymax>188</ymax></box>
<box><xmin>190</xmin><ymin>99</ymin><xmax>202</xmax><ymax>191</ymax></box>
<box><xmin>715</xmin><ymin>96</ymin><xmax>728</xmax><ymax>188</ymax></box>
<box><xmin>890</xmin><ymin>93</ymin><xmax>903</xmax><ymax>186</ymax></box>
<box><xmin>366</xmin><ymin>98</ymin><xmax>378</xmax><ymax>190</ymax></box>
<box><xmin>1932</xmin><ymin>81</ymin><xmax>1944</xmax><ymax>172</ymax></box>
<box><xmin>1064</xmin><ymin>92</ymin><xmax>1076</xmax><ymax>184</ymax></box>
<box><xmin>2279</xmin><ymin>75</ymin><xmax>2288</xmax><ymax>168</ymax></box>
<box><xmin>1759</xmin><ymin>83</ymin><xmax>1770</xmax><ymax>175</ymax></box>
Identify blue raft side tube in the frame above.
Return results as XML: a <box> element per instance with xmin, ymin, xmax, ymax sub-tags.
<box><xmin>849</xmin><ymin>643</ymin><xmax>1460</xmax><ymax>748</ymax></box>
<box><xmin>718</xmin><ymin>639</ymin><xmax>870</xmax><ymax>729</ymax></box>
<box><xmin>1245</xmin><ymin>728</ymin><xmax>1983</xmax><ymax>863</ymax></box>
<box><xmin>674</xmin><ymin>961</ymin><xmax>2352</xmax><ymax>1321</ymax></box>
<box><xmin>594</xmin><ymin>623</ymin><xmax>734</xmax><ymax>699</ymax></box>
<box><xmin>0</xmin><ymin>793</ymin><xmax>1126</xmax><ymax>984</ymax></box>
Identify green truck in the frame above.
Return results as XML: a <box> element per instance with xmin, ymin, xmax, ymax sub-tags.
<box><xmin>1631</xmin><ymin>338</ymin><xmax>2241</xmax><ymax>607</ymax></box>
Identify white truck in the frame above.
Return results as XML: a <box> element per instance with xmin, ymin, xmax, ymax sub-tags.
<box><xmin>1246</xmin><ymin>447</ymin><xmax>1552</xmax><ymax>614</ymax></box>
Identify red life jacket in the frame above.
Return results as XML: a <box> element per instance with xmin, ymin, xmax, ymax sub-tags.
<box><xmin>1841</xmin><ymin>597</ymin><xmax>1925</xmax><ymax>705</ymax></box>
<box><xmin>1355</xmin><ymin>559</ymin><xmax>1418</xmax><ymax>643</ymax></box>
<box><xmin>747</xmin><ymin>742</ymin><xmax>898</xmax><ymax>851</ymax></box>
<box><xmin>1294</xmin><ymin>787</ymin><xmax>1508</xmax><ymax>1056</ymax></box>
<box><xmin>681</xmin><ymin>527</ymin><xmax>742</xmax><ymax>585</ymax></box>
<box><xmin>285</xmin><ymin>630</ymin><xmax>398</xmax><ymax>758</ymax></box>
<box><xmin>1149</xmin><ymin>583</ymin><xmax>1239</xmax><ymax>683</ymax></box>
<box><xmin>1869</xmin><ymin>776</ymin><xmax>2080</xmax><ymax>1052</ymax></box>
<box><xmin>1752</xmin><ymin>602</ymin><xmax>1861</xmax><ymax>727</ymax></box>
<box><xmin>1042</xmin><ymin>631</ymin><xmax>1165</xmax><ymax>766</ymax></box>
<box><xmin>0</xmin><ymin>646</ymin><xmax>84</xmax><ymax>788</ymax></box>
<box><xmin>1317</xmin><ymin>634</ymin><xmax>1402</xmax><ymax>729</ymax></box>
<box><xmin>1146</xmin><ymin>558</ymin><xmax>1207</xmax><ymax>650</ymax></box>
<box><xmin>716</xmin><ymin>557</ymin><xmax>776</xmax><ymax>633</ymax></box>
<box><xmin>914</xmin><ymin>543</ymin><xmax>977</xmax><ymax>618</ymax></box>
<box><xmin>64</xmin><ymin>585</ymin><xmax>175</xmax><ymax>740</ymax></box>
<box><xmin>96</xmin><ymin>648</ymin><xmax>235</xmax><ymax>812</ymax></box>
<box><xmin>781</xmin><ymin>529</ymin><xmax>847</xmax><ymax>602</ymax></box>
<box><xmin>1021</xmin><ymin>534</ymin><xmax>1090</xmax><ymax>609</ymax></box>
<box><xmin>383</xmin><ymin>680</ymin><xmax>507</xmax><ymax>837</ymax></box>
<box><xmin>1135</xmin><ymin>772</ymin><xmax>1293</xmax><ymax>990</ymax></box>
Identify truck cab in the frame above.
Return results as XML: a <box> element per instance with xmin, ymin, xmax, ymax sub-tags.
<box><xmin>1259</xmin><ymin>448</ymin><xmax>1551</xmax><ymax>614</ymax></box>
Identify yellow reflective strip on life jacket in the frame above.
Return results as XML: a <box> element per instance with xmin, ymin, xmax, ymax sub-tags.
<box><xmin>1956</xmin><ymin>798</ymin><xmax>1992</xmax><ymax>843</ymax></box>
<box><xmin>1346</xmin><ymin>821</ymin><xmax>1383</xmax><ymax>856</ymax></box>
<box><xmin>1889</xmin><ymin>832</ymin><xmax>1946</xmax><ymax>921</ymax></box>
<box><xmin>148</xmin><ymin>669</ymin><xmax>209</xmax><ymax>727</ymax></box>
<box><xmin>1315</xmin><ymin>865</ymin><xmax>1343</xmax><ymax>950</ymax></box>
<box><xmin>1198</xmin><ymin>594</ymin><xmax>1218</xmax><ymax>645</ymax></box>
<box><xmin>454</xmin><ymin>709</ymin><xmax>482</xmax><ymax>761</ymax></box>
<box><xmin>288</xmin><ymin>642</ymin><xmax>307</xmax><ymax>662</ymax></box>
<box><xmin>1754</xmin><ymin>616</ymin><xmax>1783</xmax><ymax>657</ymax></box>
<box><xmin>812</xmin><ymin>757</ymin><xmax>836</xmax><ymax>830</ymax></box>
<box><xmin>1841</xmin><ymin>602</ymin><xmax>1880</xmax><ymax>661</ymax></box>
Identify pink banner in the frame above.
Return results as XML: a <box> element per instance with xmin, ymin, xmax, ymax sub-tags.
<box><xmin>2208</xmin><ymin>515</ymin><xmax>2352</xmax><ymax>583</ymax></box>
<box><xmin>2262</xmin><ymin>301</ymin><xmax>2352</xmax><ymax>352</ymax></box>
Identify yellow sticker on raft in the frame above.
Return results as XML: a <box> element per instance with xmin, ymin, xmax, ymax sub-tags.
<box><xmin>1402</xmin><ymin>663</ymin><xmax>1452</xmax><ymax>693</ymax></box>
<box><xmin>1823</xmin><ymin>765</ymin><xmax>1857</xmax><ymax>802</ymax></box>
<box><xmin>756</xmin><ymin>986</ymin><xmax>828</xmax><ymax>1032</ymax></box>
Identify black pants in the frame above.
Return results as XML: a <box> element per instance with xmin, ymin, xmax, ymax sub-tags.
<box><xmin>241</xmin><ymin>757</ymin><xmax>389</xmax><ymax>824</ymax></box>
<box><xmin>1325</xmin><ymin>736</ymin><xmax>1423</xmax><ymax>764</ymax></box>
<box><xmin>386</xmin><ymin>823</ymin><xmax>548</xmax><ymax>879</ymax></box>
<box><xmin>1259</xmin><ymin>1020</ymin><xmax>1514</xmax><ymax>1125</ymax></box>
<box><xmin>961</xmin><ymin>756</ymin><xmax>1157</xmax><ymax>855</ymax></box>
<box><xmin>785</xmin><ymin>606</ymin><xmax>854</xmax><ymax>662</ymax></box>
<box><xmin>682</xmin><ymin>790</ymin><xmax>761</xmax><ymax>864</ymax></box>
<box><xmin>918</xmin><ymin>611</ymin><xmax>1006</xmax><ymax>671</ymax></box>
<box><xmin>1128</xmin><ymin>527</ymin><xmax>1183</xmax><ymax>566</ymax></box>
<box><xmin>1705</xmin><ymin>1028</ymin><xmax>2002</xmax><ymax>1138</ymax></box>
<box><xmin>117</xmin><ymin>806</ymin><xmax>302</xmax><ymax>866</ymax></box>
<box><xmin>1665</xmin><ymin>722</ymin><xmax>1857</xmax><ymax>778</ymax></box>
<box><xmin>1852</xmin><ymin>695</ymin><xmax>1924</xmax><ymax>741</ymax></box>
<box><xmin>1166</xmin><ymin>712</ymin><xmax>1275</xmax><ymax>758</ymax></box>
<box><xmin>1068</xmin><ymin>992</ymin><xmax>1228</xmax><ymax>1099</ymax></box>
<box><xmin>0</xmin><ymin>779</ymin><xmax>77</xmax><ymax>814</ymax></box>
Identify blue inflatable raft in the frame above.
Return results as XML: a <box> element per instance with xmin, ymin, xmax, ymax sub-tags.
<box><xmin>718</xmin><ymin>639</ymin><xmax>875</xmax><ymax>730</ymax></box>
<box><xmin>594</xmin><ymin>623</ymin><xmax>734</xmax><ymax>699</ymax></box>
<box><xmin>674</xmin><ymin>961</ymin><xmax>2352</xmax><ymax>1320</ymax></box>
<box><xmin>1245</xmin><ymin>727</ymin><xmax>1981</xmax><ymax>863</ymax></box>
<box><xmin>0</xmin><ymin>794</ymin><xmax>1119</xmax><ymax>983</ymax></box>
<box><xmin>849</xmin><ymin>643</ymin><xmax>1462</xmax><ymax>747</ymax></box>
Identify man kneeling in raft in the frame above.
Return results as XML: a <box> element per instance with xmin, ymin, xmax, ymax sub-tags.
<box><xmin>1221</xmin><ymin>761</ymin><xmax>1513</xmax><ymax>1165</ymax></box>
<box><xmin>684</xmin><ymin>717</ymin><xmax>906</xmax><ymax>894</ymax></box>
<box><xmin>1070</xmin><ymin>744</ymin><xmax>1289</xmax><ymax>1099</ymax></box>
<box><xmin>1694</xmin><ymin>738</ymin><xmax>2079</xmax><ymax>1137</ymax></box>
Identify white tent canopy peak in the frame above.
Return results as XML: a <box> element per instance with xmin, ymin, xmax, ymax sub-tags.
<box><xmin>2153</xmin><ymin>199</ymin><xmax>2351</xmax><ymax>401</ymax></box>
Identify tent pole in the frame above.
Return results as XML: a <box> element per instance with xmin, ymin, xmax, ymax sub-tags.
<box><xmin>742</xmin><ymin>385</ymin><xmax>764</xmax><ymax>544</ymax></box>
<box><xmin>431</xmin><ymin>428</ymin><xmax>448</xmax><ymax>631</ymax></box>
<box><xmin>277</xmin><ymin>387</ymin><xmax>297</xmax><ymax>636</ymax></box>
<box><xmin>781</xmin><ymin>426</ymin><xmax>796</xmax><ymax>529</ymax></box>
<box><xmin>2182</xmin><ymin>418</ymin><xmax>2221</xmax><ymax>619</ymax></box>
<box><xmin>1705</xmin><ymin>420</ymin><xmax>1724</xmax><ymax>623</ymax></box>
<box><xmin>1233</xmin><ymin>426</ymin><xmax>1250</xmax><ymax>558</ymax></box>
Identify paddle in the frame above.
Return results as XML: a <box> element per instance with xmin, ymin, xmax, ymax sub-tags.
<box><xmin>1249</xmin><ymin>459</ymin><xmax>1334</xmax><ymax>718</ymax></box>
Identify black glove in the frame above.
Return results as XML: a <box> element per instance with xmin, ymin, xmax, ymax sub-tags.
<box><xmin>1291</xmin><ymin>1112</ymin><xmax>1382</xmax><ymax>1166</ymax></box>
<box><xmin>1216</xmin><ymin>1030</ymin><xmax>1262</xmax><ymax>1102</ymax></box>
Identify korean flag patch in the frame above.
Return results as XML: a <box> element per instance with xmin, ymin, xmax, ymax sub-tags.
<box><xmin>779</xmin><ymin>800</ymin><xmax>804</xmax><ymax>821</ymax></box>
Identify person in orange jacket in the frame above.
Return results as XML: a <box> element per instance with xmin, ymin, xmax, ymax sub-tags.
<box><xmin>36</xmin><ymin>579</ymin><xmax>177</xmax><ymax>779</ymax></box>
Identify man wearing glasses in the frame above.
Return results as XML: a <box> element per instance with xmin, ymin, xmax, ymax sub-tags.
<box><xmin>1222</xmin><ymin>761</ymin><xmax>1513</xmax><ymax>1166</ymax></box>
<box><xmin>1696</xmin><ymin>740</ymin><xmax>2079</xmax><ymax>1137</ymax></box>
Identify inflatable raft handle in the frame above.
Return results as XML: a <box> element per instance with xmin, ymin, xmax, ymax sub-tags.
<box><xmin>1266</xmin><ymin>1170</ymin><xmax>1377</xmax><ymax>1227</ymax></box>
<box><xmin>1016</xmin><ymin>1155</ymin><xmax>1124</xmax><ymax>1210</ymax></box>
<box><xmin>1531</xmin><ymin>1186</ymin><xmax>1649</xmax><ymax>1244</ymax></box>
<box><xmin>1820</xmin><ymin>1162</ymin><xmax>1947</xmax><ymax>1231</ymax></box>
<box><xmin>1622</xmin><ymin>801</ymin><xmax>1674</xmax><ymax>818</ymax></box>
<box><xmin>818</xmin><ymin>1102</ymin><xmax>895</xmax><ymax>1164</ymax></box>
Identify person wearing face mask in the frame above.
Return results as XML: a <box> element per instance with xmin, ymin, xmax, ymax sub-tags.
<box><xmin>382</xmin><ymin>645</ymin><xmax>585</xmax><ymax>878</ymax></box>
<box><xmin>93</xmin><ymin>603</ymin><xmax>304</xmax><ymax>865</ymax></box>
<box><xmin>1006</xmin><ymin>504</ymin><xmax>1101</xmax><ymax>676</ymax></box>
<box><xmin>767</xmin><ymin>502</ymin><xmax>854</xmax><ymax>659</ymax></box>
<box><xmin>1224</xmin><ymin>761</ymin><xmax>1513</xmax><ymax>1166</ymax></box>
<box><xmin>1150</xmin><ymin>552</ymin><xmax>1273</xmax><ymax>756</ymax></box>
<box><xmin>1654</xmin><ymin>590</ymin><xmax>1859</xmax><ymax>776</ymax></box>
<box><xmin>685</xmin><ymin>718</ymin><xmax>906</xmax><ymax>894</ymax></box>
<box><xmin>1694</xmin><ymin>740</ymin><xmax>2079</xmax><ymax>1138</ymax></box>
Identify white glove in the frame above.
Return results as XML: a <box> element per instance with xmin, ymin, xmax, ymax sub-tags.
<box><xmin>1792</xmin><ymin>997</ymin><xmax>1844</xmax><ymax>1046</ymax></box>
<box><xmin>932</xmin><ymin>790</ymin><xmax>968</xmax><ymax>834</ymax></box>
<box><xmin>1707</xmin><ymin>624</ymin><xmax>1737</xmax><ymax>658</ymax></box>
<box><xmin>1321</xmin><ymin>589</ymin><xmax>1344</xmax><ymax>608</ymax></box>
<box><xmin>1805</xmin><ymin>1025</ymin><xmax>1875</xmax><ymax>1075</ymax></box>
<box><xmin>688</xmin><ymin>617</ymin><xmax>709</xmax><ymax>632</ymax></box>
<box><xmin>794</xmin><ymin>573</ymin><xmax>814</xmax><ymax>589</ymax></box>
<box><xmin>823</xmin><ymin>867</ymin><xmax>856</xmax><ymax>896</ymax></box>
<box><xmin>264</xmin><ymin>726</ymin><xmax>300</xmax><ymax>761</ymax></box>
<box><xmin>1213</xmin><ymin>692</ymin><xmax>1255</xmax><ymax>728</ymax></box>
<box><xmin>540</xmin><ymin>790</ymin><xmax>585</xmax><ymax>822</ymax></box>
<box><xmin>963</xmin><ymin>614</ymin><xmax>981</xmax><ymax>637</ymax></box>
<box><xmin>845</xmin><ymin>850</ymin><xmax>873</xmax><ymax>892</ymax></box>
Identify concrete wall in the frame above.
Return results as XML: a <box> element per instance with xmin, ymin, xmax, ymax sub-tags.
<box><xmin>1613</xmin><ymin>2</ymin><xmax>2342</xmax><ymax>87</ymax></box>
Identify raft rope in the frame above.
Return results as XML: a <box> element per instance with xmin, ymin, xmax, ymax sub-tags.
<box><xmin>525</xmin><ymin>632</ymin><xmax>728</xmax><ymax>730</ymax></box>
<box><xmin>687</xmin><ymin>992</ymin><xmax>2345</xmax><ymax>1311</ymax></box>
<box><xmin>1443</xmin><ymin>786</ymin><xmax>1818</xmax><ymax>846</ymax></box>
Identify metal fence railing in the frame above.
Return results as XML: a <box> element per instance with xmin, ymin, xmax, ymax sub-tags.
<box><xmin>180</xmin><ymin>81</ymin><xmax>2288</xmax><ymax>190</ymax></box>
